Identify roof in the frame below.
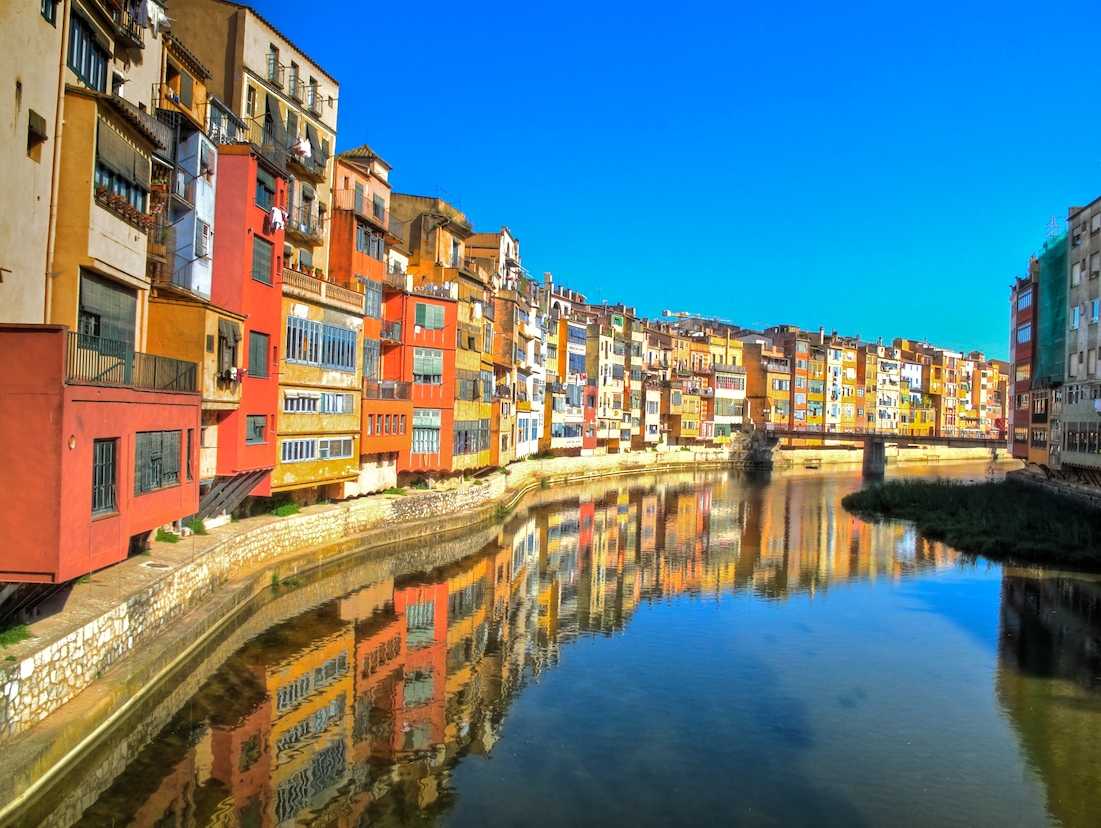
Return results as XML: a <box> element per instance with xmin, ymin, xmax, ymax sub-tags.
<box><xmin>214</xmin><ymin>0</ymin><xmax>339</xmax><ymax>86</ymax></box>
<box><xmin>164</xmin><ymin>34</ymin><xmax>211</xmax><ymax>80</ymax></box>
<box><xmin>68</xmin><ymin>86</ymin><xmax>168</xmax><ymax>150</ymax></box>
<box><xmin>339</xmin><ymin>143</ymin><xmax>391</xmax><ymax>170</ymax></box>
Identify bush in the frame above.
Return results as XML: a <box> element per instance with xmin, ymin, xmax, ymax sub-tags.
<box><xmin>271</xmin><ymin>503</ymin><xmax>300</xmax><ymax>518</ymax></box>
<box><xmin>155</xmin><ymin>528</ymin><xmax>180</xmax><ymax>544</ymax></box>
<box><xmin>842</xmin><ymin>479</ymin><xmax>1101</xmax><ymax>568</ymax></box>
<box><xmin>382</xmin><ymin>487</ymin><xmax>407</xmax><ymax>496</ymax></box>
<box><xmin>185</xmin><ymin>517</ymin><xmax>207</xmax><ymax>536</ymax></box>
<box><xmin>410</xmin><ymin>479</ymin><xmax>430</xmax><ymax>491</ymax></box>
<box><xmin>493</xmin><ymin>503</ymin><xmax>511</xmax><ymax>521</ymax></box>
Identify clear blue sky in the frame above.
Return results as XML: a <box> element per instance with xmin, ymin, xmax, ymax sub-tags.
<box><xmin>254</xmin><ymin>0</ymin><xmax>1101</xmax><ymax>359</ymax></box>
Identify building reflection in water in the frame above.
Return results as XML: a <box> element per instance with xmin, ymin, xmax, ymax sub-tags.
<box><xmin>997</xmin><ymin>570</ymin><xmax>1101</xmax><ymax>828</ymax></box>
<box><xmin>76</xmin><ymin>472</ymin><xmax>965</xmax><ymax>826</ymax></box>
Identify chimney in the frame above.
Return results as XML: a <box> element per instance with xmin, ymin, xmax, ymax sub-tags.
<box><xmin>818</xmin><ymin>326</ymin><xmax>825</xmax><ymax>344</ymax></box>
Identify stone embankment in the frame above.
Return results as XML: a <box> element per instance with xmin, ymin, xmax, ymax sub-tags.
<box><xmin>0</xmin><ymin>446</ymin><xmax>749</xmax><ymax>745</ymax></box>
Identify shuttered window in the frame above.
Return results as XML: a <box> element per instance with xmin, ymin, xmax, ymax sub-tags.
<box><xmin>414</xmin><ymin>303</ymin><xmax>445</xmax><ymax>330</ymax></box>
<box><xmin>412</xmin><ymin>409</ymin><xmax>441</xmax><ymax>455</ymax></box>
<box><xmin>248</xmin><ymin>331</ymin><xmax>270</xmax><ymax>378</ymax></box>
<box><xmin>362</xmin><ymin>338</ymin><xmax>380</xmax><ymax>382</ymax></box>
<box><xmin>251</xmin><ymin>236</ymin><xmax>273</xmax><ymax>284</ymax></box>
<box><xmin>135</xmin><ymin>431</ymin><xmax>181</xmax><ymax>495</ymax></box>
<box><xmin>413</xmin><ymin>348</ymin><xmax>443</xmax><ymax>384</ymax></box>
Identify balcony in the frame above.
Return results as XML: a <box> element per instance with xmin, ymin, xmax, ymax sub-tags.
<box><xmin>170</xmin><ymin>167</ymin><xmax>194</xmax><ymax>205</ymax></box>
<box><xmin>383</xmin><ymin>264</ymin><xmax>409</xmax><ymax>292</ymax></box>
<box><xmin>286</xmin><ymin>135</ymin><xmax>326</xmax><ymax>181</ymax></box>
<box><xmin>240</xmin><ymin>116</ymin><xmax>287</xmax><ymax>174</ymax></box>
<box><xmin>285</xmin><ymin>205</ymin><xmax>324</xmax><ymax>245</ymax></box>
<box><xmin>66</xmin><ymin>331</ymin><xmax>197</xmax><ymax>392</ymax></box>
<box><xmin>381</xmin><ymin>319</ymin><xmax>402</xmax><ymax>342</ymax></box>
<box><xmin>110</xmin><ymin>3</ymin><xmax>144</xmax><ymax>49</ymax></box>
<box><xmin>266</xmin><ymin>54</ymin><xmax>284</xmax><ymax>88</ymax></box>
<box><xmin>364</xmin><ymin>380</ymin><xmax>411</xmax><ymax>400</ymax></box>
<box><xmin>281</xmin><ymin>266</ymin><xmax>365</xmax><ymax>314</ymax></box>
<box><xmin>332</xmin><ymin>188</ymin><xmax>389</xmax><ymax>229</ymax></box>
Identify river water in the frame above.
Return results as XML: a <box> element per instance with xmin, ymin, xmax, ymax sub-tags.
<box><xmin>48</xmin><ymin>462</ymin><xmax>1101</xmax><ymax>827</ymax></box>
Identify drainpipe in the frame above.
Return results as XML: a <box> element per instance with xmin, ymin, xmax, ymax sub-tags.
<box><xmin>43</xmin><ymin>0</ymin><xmax>71</xmax><ymax>323</ymax></box>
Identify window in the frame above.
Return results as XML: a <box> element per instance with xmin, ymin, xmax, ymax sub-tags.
<box><xmin>1072</xmin><ymin>260</ymin><xmax>1083</xmax><ymax>286</ymax></box>
<box><xmin>413</xmin><ymin>348</ymin><xmax>443</xmax><ymax>384</ymax></box>
<box><xmin>249</xmin><ymin>331</ymin><xmax>270</xmax><ymax>378</ymax></box>
<box><xmin>79</xmin><ymin>270</ymin><xmax>137</xmax><ymax>345</ymax></box>
<box><xmin>285</xmin><ymin>318</ymin><xmax>356</xmax><ymax>372</ymax></box>
<box><xmin>372</xmin><ymin>194</ymin><xmax>386</xmax><ymax>221</ymax></box>
<box><xmin>194</xmin><ymin>219</ymin><xmax>212</xmax><ymax>258</ymax></box>
<box><xmin>68</xmin><ymin>13</ymin><xmax>107</xmax><ymax>90</ymax></box>
<box><xmin>320</xmin><ymin>392</ymin><xmax>355</xmax><ymax>414</ymax></box>
<box><xmin>1016</xmin><ymin>288</ymin><xmax>1032</xmax><ymax>311</ymax></box>
<box><xmin>251</xmin><ymin>235</ymin><xmax>273</xmax><ymax>284</ymax></box>
<box><xmin>281</xmin><ymin>439</ymin><xmax>316</xmax><ymax>463</ymax></box>
<box><xmin>1016</xmin><ymin>323</ymin><xmax>1031</xmax><ymax>344</ymax></box>
<box><xmin>186</xmin><ymin>429</ymin><xmax>193</xmax><ymax>480</ymax></box>
<box><xmin>284</xmin><ymin>392</ymin><xmax>320</xmax><ymax>413</ymax></box>
<box><xmin>568</xmin><ymin>352</ymin><xmax>586</xmax><ymax>376</ymax></box>
<box><xmin>245</xmin><ymin>86</ymin><xmax>256</xmax><ymax>117</ymax></box>
<box><xmin>363</xmin><ymin>279</ymin><xmax>382</xmax><ymax>318</ymax></box>
<box><xmin>135</xmin><ymin>431</ymin><xmax>181</xmax><ymax>495</ymax></box>
<box><xmin>92</xmin><ymin>438</ymin><xmax>116</xmax><ymax>515</ymax></box>
<box><xmin>1093</xmin><ymin>298</ymin><xmax>1100</xmax><ymax>324</ymax></box>
<box><xmin>320</xmin><ymin>325</ymin><xmax>356</xmax><ymax>371</ymax></box>
<box><xmin>362</xmin><ymin>338</ymin><xmax>380</xmax><ymax>381</ymax></box>
<box><xmin>41</xmin><ymin>0</ymin><xmax>58</xmax><ymax>24</ymax></box>
<box><xmin>246</xmin><ymin>415</ymin><xmax>266</xmax><ymax>444</ymax></box>
<box><xmin>318</xmin><ymin>437</ymin><xmax>354</xmax><ymax>459</ymax></box>
<box><xmin>412</xmin><ymin>409</ymin><xmax>441</xmax><ymax>454</ymax></box>
<box><xmin>415</xmin><ymin>302</ymin><xmax>445</xmax><ymax>330</ymax></box>
<box><xmin>94</xmin><ymin>160</ymin><xmax>147</xmax><ymax>211</ymax></box>
<box><xmin>1072</xmin><ymin>305</ymin><xmax>1081</xmax><ymax>330</ymax></box>
<box><xmin>1092</xmin><ymin>252</ymin><xmax>1100</xmax><ymax>277</ymax></box>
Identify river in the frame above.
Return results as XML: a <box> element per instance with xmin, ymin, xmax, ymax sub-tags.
<box><xmin>39</xmin><ymin>462</ymin><xmax>1101</xmax><ymax>827</ymax></box>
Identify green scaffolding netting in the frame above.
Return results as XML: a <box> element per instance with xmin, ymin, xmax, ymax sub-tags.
<box><xmin>1035</xmin><ymin>233</ymin><xmax>1066</xmax><ymax>385</ymax></box>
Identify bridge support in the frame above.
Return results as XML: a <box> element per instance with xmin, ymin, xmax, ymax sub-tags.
<box><xmin>863</xmin><ymin>437</ymin><xmax>886</xmax><ymax>478</ymax></box>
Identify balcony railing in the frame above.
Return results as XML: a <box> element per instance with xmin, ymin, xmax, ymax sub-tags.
<box><xmin>111</xmin><ymin>4</ymin><xmax>144</xmax><ymax>49</ymax></box>
<box><xmin>287</xmin><ymin>137</ymin><xmax>326</xmax><ymax>180</ymax></box>
<box><xmin>383</xmin><ymin>265</ymin><xmax>408</xmax><ymax>292</ymax></box>
<box><xmin>266</xmin><ymin>54</ymin><xmax>284</xmax><ymax>87</ymax></box>
<box><xmin>364</xmin><ymin>380</ymin><xmax>411</xmax><ymax>400</ymax></box>
<box><xmin>381</xmin><ymin>319</ymin><xmax>402</xmax><ymax>342</ymax></box>
<box><xmin>66</xmin><ymin>332</ymin><xmax>197</xmax><ymax>392</ymax></box>
<box><xmin>241</xmin><ymin>116</ymin><xmax>287</xmax><ymax>173</ymax></box>
<box><xmin>281</xmin><ymin>266</ymin><xmax>365</xmax><ymax>314</ymax></box>
<box><xmin>286</xmin><ymin>205</ymin><xmax>324</xmax><ymax>243</ymax></box>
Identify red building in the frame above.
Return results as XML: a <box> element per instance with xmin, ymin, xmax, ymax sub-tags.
<box><xmin>1010</xmin><ymin>265</ymin><xmax>1037</xmax><ymax>460</ymax></box>
<box><xmin>209</xmin><ymin>143</ymin><xmax>288</xmax><ymax>502</ymax></box>
<box><xmin>391</xmin><ymin>287</ymin><xmax>458</xmax><ymax>475</ymax></box>
<box><xmin>0</xmin><ymin>325</ymin><xmax>200</xmax><ymax>582</ymax></box>
<box><xmin>582</xmin><ymin>381</ymin><xmax>598</xmax><ymax>453</ymax></box>
<box><xmin>328</xmin><ymin>151</ymin><xmax>413</xmax><ymax>491</ymax></box>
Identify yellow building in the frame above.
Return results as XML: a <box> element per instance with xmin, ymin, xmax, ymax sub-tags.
<box><xmin>274</xmin><ymin>273</ymin><xmax>363</xmax><ymax>499</ymax></box>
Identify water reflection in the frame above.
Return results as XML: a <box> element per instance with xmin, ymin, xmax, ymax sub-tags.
<box><xmin>997</xmin><ymin>571</ymin><xmax>1101</xmax><ymax>828</ymax></box>
<box><xmin>71</xmin><ymin>472</ymin><xmax>968</xmax><ymax>826</ymax></box>
<box><xmin>57</xmin><ymin>467</ymin><xmax>1101</xmax><ymax>827</ymax></box>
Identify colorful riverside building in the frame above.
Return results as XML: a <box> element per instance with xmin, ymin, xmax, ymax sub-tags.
<box><xmin>329</xmin><ymin>147</ymin><xmax>410</xmax><ymax>493</ymax></box>
<box><xmin>0</xmin><ymin>1</ymin><xmax>202</xmax><ymax>582</ymax></box>
<box><xmin>172</xmin><ymin>0</ymin><xmax>340</xmax><ymax>277</ymax></box>
<box><xmin>391</xmin><ymin>194</ymin><xmax>493</xmax><ymax>474</ymax></box>
<box><xmin>540</xmin><ymin>278</ymin><xmax>589</xmax><ymax>454</ymax></box>
<box><xmin>146</xmin><ymin>47</ymin><xmax>289</xmax><ymax>517</ymax></box>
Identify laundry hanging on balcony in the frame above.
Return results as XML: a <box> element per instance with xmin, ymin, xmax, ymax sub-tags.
<box><xmin>290</xmin><ymin>136</ymin><xmax>311</xmax><ymax>159</ymax></box>
<box><xmin>268</xmin><ymin>206</ymin><xmax>286</xmax><ymax>230</ymax></box>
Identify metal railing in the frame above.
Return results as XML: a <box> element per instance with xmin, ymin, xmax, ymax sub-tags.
<box><xmin>364</xmin><ymin>380</ymin><xmax>411</xmax><ymax>400</ymax></box>
<box><xmin>266</xmin><ymin>54</ymin><xmax>284</xmax><ymax>87</ymax></box>
<box><xmin>381</xmin><ymin>319</ymin><xmax>402</xmax><ymax>341</ymax></box>
<box><xmin>286</xmin><ymin>205</ymin><xmax>323</xmax><ymax>242</ymax></box>
<box><xmin>281</xmin><ymin>266</ymin><xmax>365</xmax><ymax>314</ymax></box>
<box><xmin>286</xmin><ymin>137</ymin><xmax>326</xmax><ymax>180</ymax></box>
<box><xmin>66</xmin><ymin>331</ymin><xmax>197</xmax><ymax>392</ymax></box>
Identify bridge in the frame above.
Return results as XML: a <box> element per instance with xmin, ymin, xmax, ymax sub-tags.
<box><xmin>758</xmin><ymin>425</ymin><xmax>1007</xmax><ymax>477</ymax></box>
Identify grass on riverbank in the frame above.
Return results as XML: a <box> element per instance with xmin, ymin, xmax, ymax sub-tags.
<box><xmin>841</xmin><ymin>479</ymin><xmax>1101</xmax><ymax>567</ymax></box>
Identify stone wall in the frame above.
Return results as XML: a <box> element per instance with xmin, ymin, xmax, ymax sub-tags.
<box><xmin>775</xmin><ymin>444</ymin><xmax>1010</xmax><ymax>470</ymax></box>
<box><xmin>0</xmin><ymin>446</ymin><xmax>745</xmax><ymax>744</ymax></box>
<box><xmin>1008</xmin><ymin>468</ymin><xmax>1101</xmax><ymax>510</ymax></box>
